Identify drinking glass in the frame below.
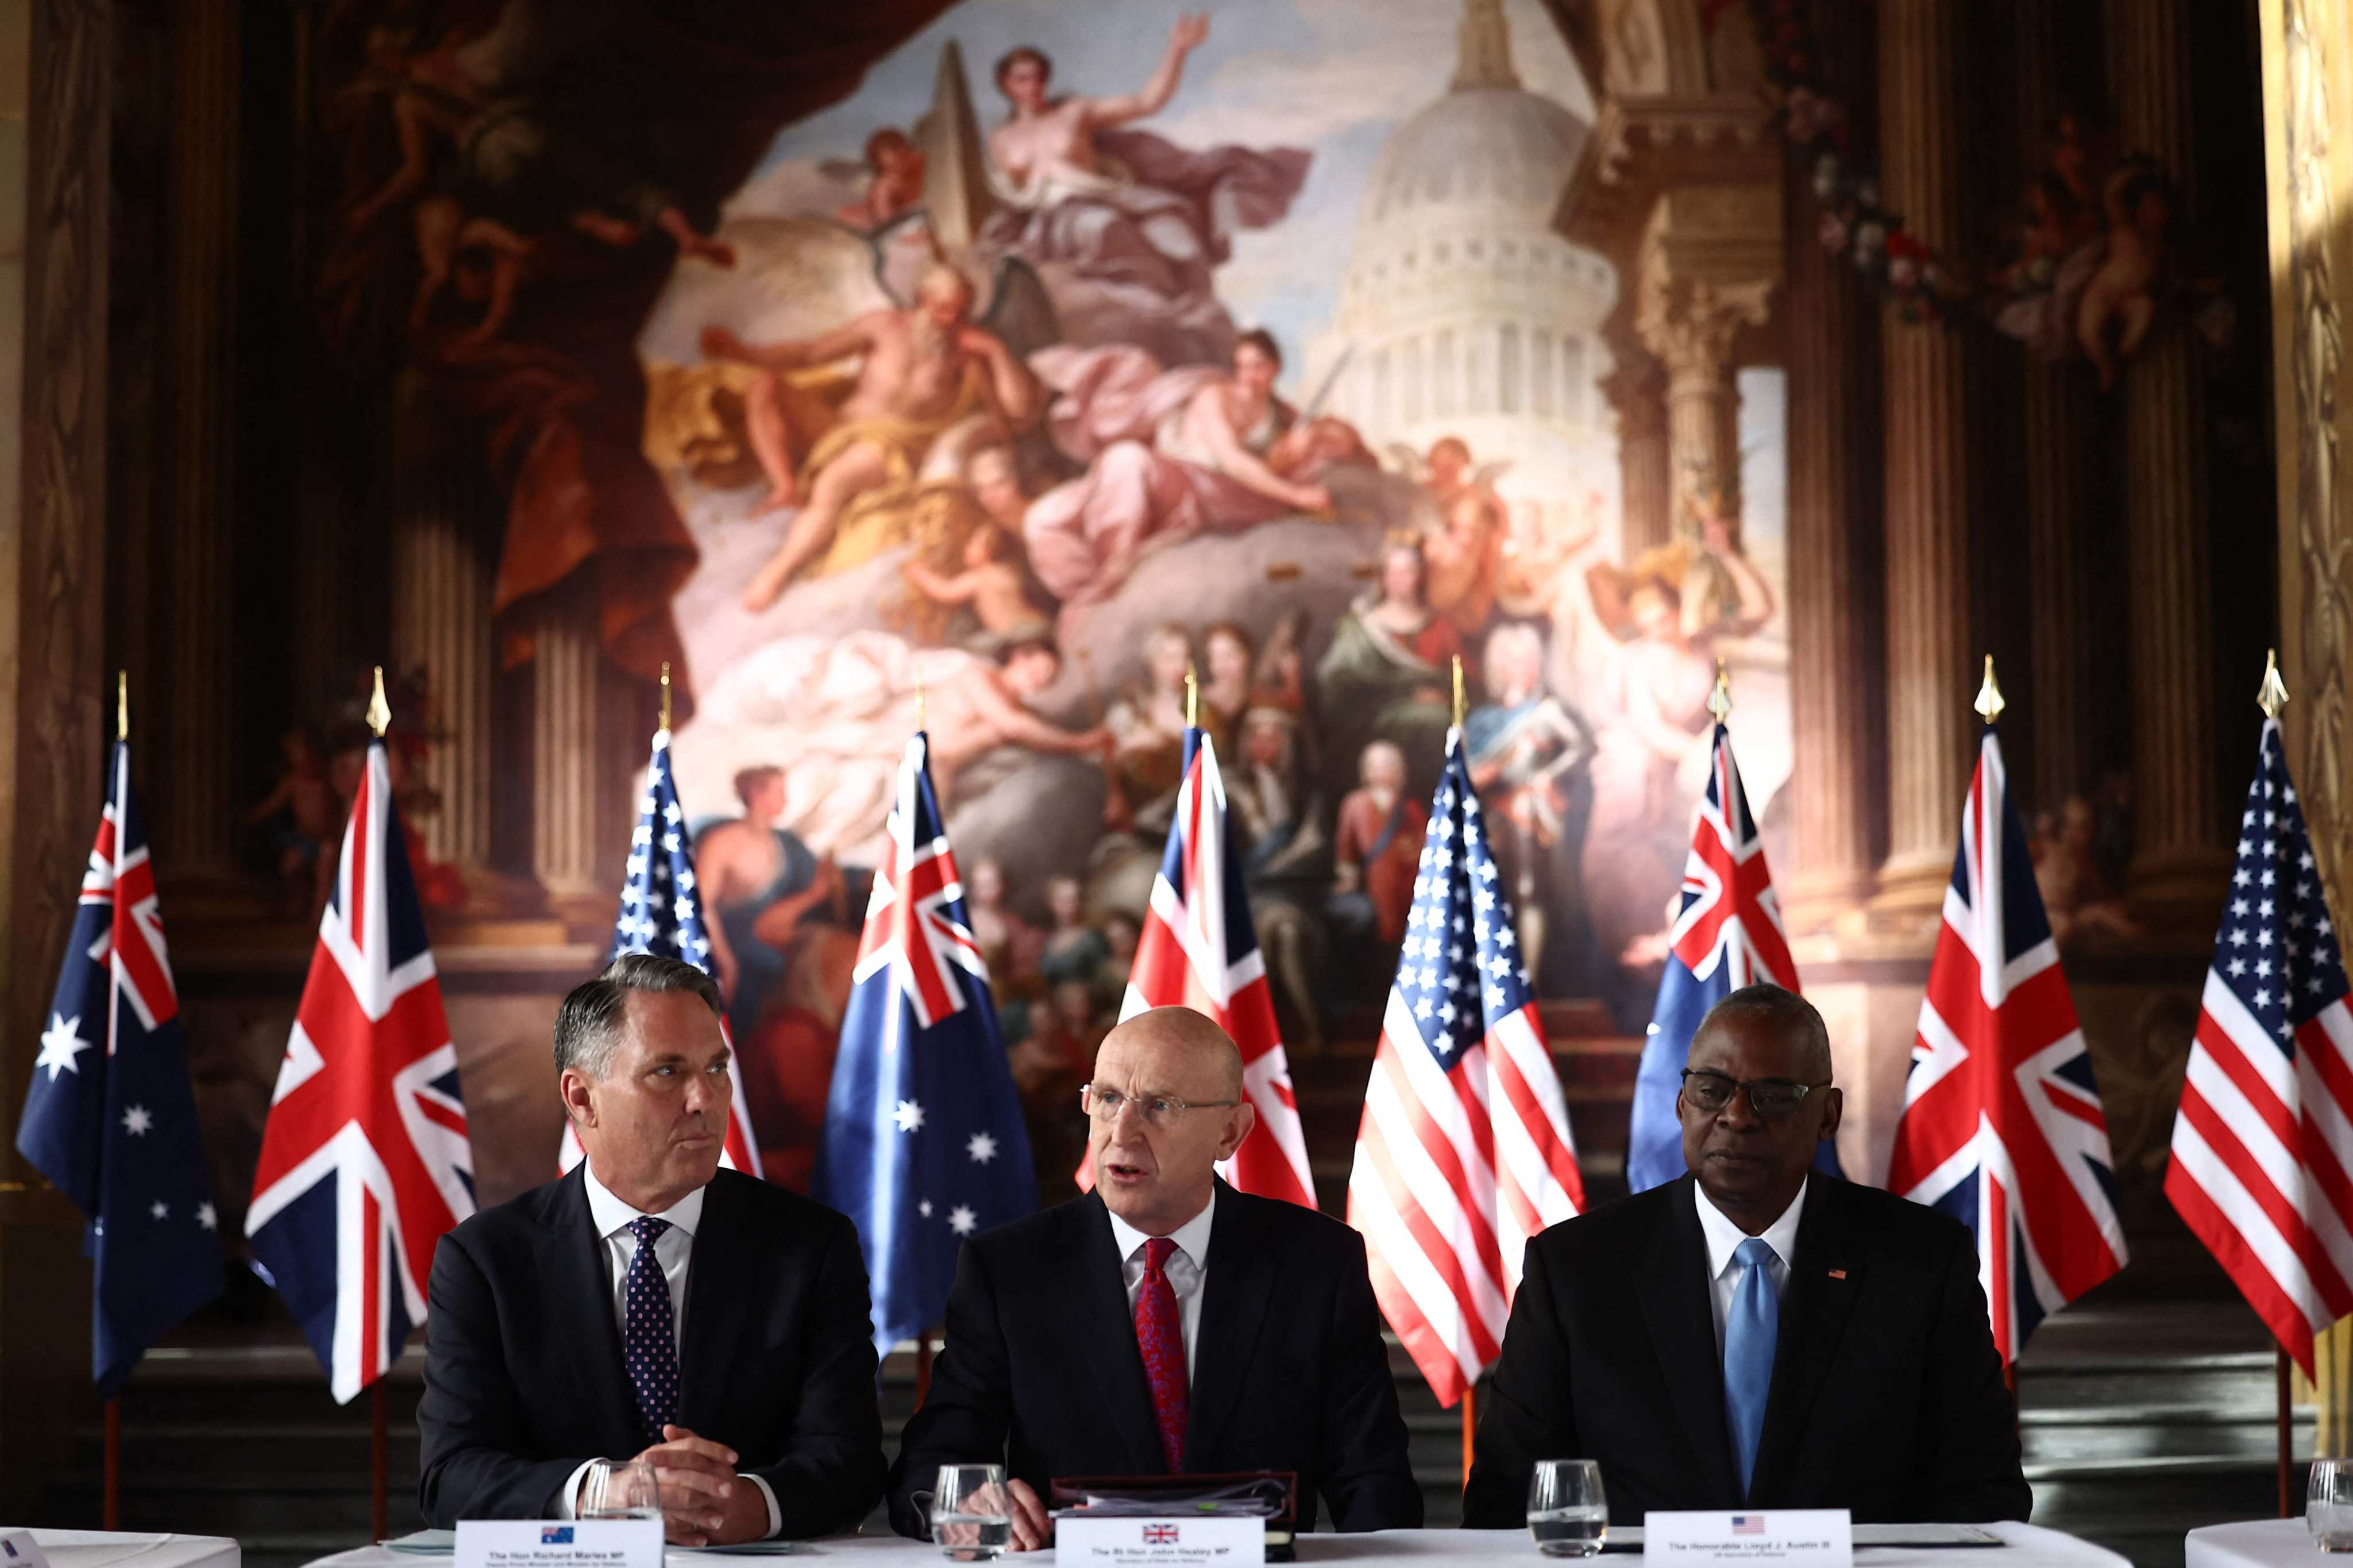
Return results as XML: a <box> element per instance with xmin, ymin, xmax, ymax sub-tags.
<box><xmin>1528</xmin><ymin>1458</ymin><xmax>1607</xmax><ymax>1558</ymax></box>
<box><xmin>934</xmin><ymin>1463</ymin><xmax>1014</xmax><ymax>1562</ymax></box>
<box><xmin>577</xmin><ymin>1458</ymin><xmax>662</xmax><ymax>1521</ymax></box>
<box><xmin>2314</xmin><ymin>1458</ymin><xmax>2353</xmax><ymax>1551</ymax></box>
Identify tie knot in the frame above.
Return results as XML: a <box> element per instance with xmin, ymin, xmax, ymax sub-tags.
<box><xmin>1735</xmin><ymin>1237</ymin><xmax>1775</xmax><ymax>1271</ymax></box>
<box><xmin>1143</xmin><ymin>1235</ymin><xmax>1178</xmax><ymax>1273</ymax></box>
<box><xmin>630</xmin><ymin>1216</ymin><xmax>672</xmax><ymax>1245</ymax></box>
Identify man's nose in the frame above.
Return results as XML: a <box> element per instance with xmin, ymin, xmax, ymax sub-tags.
<box><xmin>1715</xmin><ymin>1085</ymin><xmax>1764</xmax><ymax>1129</ymax></box>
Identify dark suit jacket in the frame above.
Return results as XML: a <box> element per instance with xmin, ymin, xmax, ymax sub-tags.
<box><xmin>418</xmin><ymin>1165</ymin><xmax>886</xmax><ymax>1536</ymax></box>
<box><xmin>1463</xmin><ymin>1174</ymin><xmax>2029</xmax><ymax>1527</ymax></box>
<box><xmin>888</xmin><ymin>1184</ymin><xmax>1421</xmax><ymax>1535</ymax></box>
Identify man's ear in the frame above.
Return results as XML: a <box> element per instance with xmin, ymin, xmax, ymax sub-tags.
<box><xmin>1218</xmin><ymin>1100</ymin><xmax>1256</xmax><ymax>1161</ymax></box>
<box><xmin>1816</xmin><ymin>1086</ymin><xmax>1844</xmax><ymax>1142</ymax></box>
<box><xmin>560</xmin><ymin>1067</ymin><xmax>596</xmax><ymax>1130</ymax></box>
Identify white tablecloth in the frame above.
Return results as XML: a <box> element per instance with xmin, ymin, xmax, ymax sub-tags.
<box><xmin>24</xmin><ymin>1530</ymin><xmax>238</xmax><ymax>1568</ymax></box>
<box><xmin>304</xmin><ymin>1520</ymin><xmax>2121</xmax><ymax>1566</ymax></box>
<box><xmin>2186</xmin><ymin>1518</ymin><xmax>2326</xmax><ymax>1568</ymax></box>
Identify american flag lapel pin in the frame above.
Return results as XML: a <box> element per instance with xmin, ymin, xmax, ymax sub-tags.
<box><xmin>1827</xmin><ymin>1268</ymin><xmax>1847</xmax><ymax>1280</ymax></box>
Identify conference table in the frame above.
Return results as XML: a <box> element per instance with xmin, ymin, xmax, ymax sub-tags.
<box><xmin>20</xmin><ymin>1531</ymin><xmax>238</xmax><ymax>1568</ymax></box>
<box><xmin>2184</xmin><ymin>1517</ymin><xmax>2325</xmax><ymax>1567</ymax></box>
<box><xmin>303</xmin><ymin>1520</ymin><xmax>2124</xmax><ymax>1566</ymax></box>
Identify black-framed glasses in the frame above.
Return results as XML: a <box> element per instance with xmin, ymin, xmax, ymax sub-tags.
<box><xmin>1680</xmin><ymin>1068</ymin><xmax>1830</xmax><ymax>1120</ymax></box>
<box><xmin>1080</xmin><ymin>1083</ymin><xmax>1240</xmax><ymax>1130</ymax></box>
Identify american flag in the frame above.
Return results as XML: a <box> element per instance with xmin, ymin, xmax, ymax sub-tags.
<box><xmin>816</xmin><ymin>731</ymin><xmax>1033</xmax><ymax>1351</ymax></box>
<box><xmin>558</xmin><ymin>722</ymin><xmax>761</xmax><ymax>1179</ymax></box>
<box><xmin>1733</xmin><ymin>1517</ymin><xmax>1766</xmax><ymax>1536</ymax></box>
<box><xmin>1888</xmin><ymin>727</ymin><xmax>2126</xmax><ymax>1366</ymax></box>
<box><xmin>2165</xmin><ymin>717</ymin><xmax>2353</xmax><ymax>1376</ymax></box>
<box><xmin>247</xmin><ymin>737</ymin><xmax>475</xmax><ymax>1403</ymax></box>
<box><xmin>15</xmin><ymin>738</ymin><xmax>223</xmax><ymax>1397</ymax></box>
<box><xmin>1083</xmin><ymin>727</ymin><xmax>1314</xmax><ymax>1207</ymax></box>
<box><xmin>1627</xmin><ymin>721</ymin><xmax>1837</xmax><ymax>1193</ymax></box>
<box><xmin>1347</xmin><ymin>730</ymin><xmax>1585</xmax><ymax>1407</ymax></box>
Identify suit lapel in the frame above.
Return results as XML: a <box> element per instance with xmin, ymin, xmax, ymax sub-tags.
<box><xmin>539</xmin><ymin>1167</ymin><xmax>644</xmax><ymax>1451</ymax></box>
<box><xmin>1750</xmin><ymin>1178</ymin><xmax>1862</xmax><ymax>1504</ymax></box>
<box><xmin>673</xmin><ymin>1172</ymin><xmax>750</xmax><ymax>1435</ymax></box>
<box><xmin>1185</xmin><ymin>1183</ymin><xmax>1272</xmax><ymax>1465</ymax></box>
<box><xmin>1064</xmin><ymin>1193</ymin><xmax>1166</xmax><ymax>1473</ymax></box>
<box><xmin>1635</xmin><ymin>1177</ymin><xmax>1738</xmax><ymax>1505</ymax></box>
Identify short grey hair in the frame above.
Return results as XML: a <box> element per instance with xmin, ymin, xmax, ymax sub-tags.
<box><xmin>1695</xmin><ymin>982</ymin><xmax>1833</xmax><ymax>1083</ymax></box>
<box><xmin>553</xmin><ymin>953</ymin><xmax>723</xmax><ymax>1078</ymax></box>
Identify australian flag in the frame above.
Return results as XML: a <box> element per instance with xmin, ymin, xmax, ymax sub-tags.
<box><xmin>1627</xmin><ymin>721</ymin><xmax>1840</xmax><ymax>1192</ymax></box>
<box><xmin>560</xmin><ymin>721</ymin><xmax>761</xmax><ymax>1177</ymax></box>
<box><xmin>17</xmin><ymin>739</ymin><xmax>223</xmax><ymax>1397</ymax></box>
<box><xmin>818</xmin><ymin>733</ymin><xmax>1033</xmax><ymax>1353</ymax></box>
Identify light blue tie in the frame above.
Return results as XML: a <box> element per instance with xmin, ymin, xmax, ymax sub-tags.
<box><xmin>1723</xmin><ymin>1237</ymin><xmax>1779</xmax><ymax>1497</ymax></box>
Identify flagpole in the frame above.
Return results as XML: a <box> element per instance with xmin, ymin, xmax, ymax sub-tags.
<box><xmin>658</xmin><ymin>660</ymin><xmax>673</xmax><ymax>732</ymax></box>
<box><xmin>105</xmin><ymin>672</ymin><xmax>126</xmax><ymax>1534</ymax></box>
<box><xmin>1185</xmin><ymin>663</ymin><xmax>1198</xmax><ymax>730</ymax></box>
<box><xmin>1460</xmin><ymin>1383</ymin><xmax>1476</xmax><ymax>1490</ymax></box>
<box><xmin>2261</xmin><ymin>650</ymin><xmax>2293</xmax><ymax>1520</ymax></box>
<box><xmin>372</xmin><ymin>1379</ymin><xmax>390</xmax><ymax>1541</ymax></box>
<box><xmin>1451</xmin><ymin>655</ymin><xmax>1465</xmax><ymax>729</ymax></box>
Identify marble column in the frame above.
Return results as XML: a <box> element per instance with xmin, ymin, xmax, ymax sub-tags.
<box><xmin>1600</xmin><ymin>335</ymin><xmax>1672</xmax><ymax>557</ymax></box>
<box><xmin>156</xmin><ymin>0</ymin><xmax>237</xmax><ymax>875</ymax></box>
<box><xmin>530</xmin><ymin>580</ymin><xmax>604</xmax><ymax>906</ymax></box>
<box><xmin>1781</xmin><ymin>130</ymin><xmax>1884</xmax><ymax>929</ymax></box>
<box><xmin>389</xmin><ymin>403</ymin><xmax>495</xmax><ymax>872</ymax></box>
<box><xmin>1635</xmin><ymin>275</ymin><xmax>1772</xmax><ymax>534</ymax></box>
<box><xmin>2116</xmin><ymin>0</ymin><xmax>2226</xmax><ymax>915</ymax></box>
<box><xmin>1870</xmin><ymin>0</ymin><xmax>1976</xmax><ymax>923</ymax></box>
<box><xmin>2017</xmin><ymin>1</ymin><xmax>2098</xmax><ymax>812</ymax></box>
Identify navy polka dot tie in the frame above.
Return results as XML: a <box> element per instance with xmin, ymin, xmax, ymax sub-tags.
<box><xmin>624</xmin><ymin>1216</ymin><xmax>677</xmax><ymax>1442</ymax></box>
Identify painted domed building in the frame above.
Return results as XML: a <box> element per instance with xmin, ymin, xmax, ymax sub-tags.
<box><xmin>1302</xmin><ymin>0</ymin><xmax>1619</xmax><ymax>549</ymax></box>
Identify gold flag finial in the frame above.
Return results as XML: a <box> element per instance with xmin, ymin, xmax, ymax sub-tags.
<box><xmin>1974</xmin><ymin>655</ymin><xmax>2005</xmax><ymax>726</ymax></box>
<box><xmin>1451</xmin><ymin>654</ymin><xmax>1466</xmax><ymax>728</ymax></box>
<box><xmin>658</xmin><ymin>661</ymin><xmax>673</xmax><ymax>733</ymax></box>
<box><xmin>367</xmin><ymin>666</ymin><xmax>392</xmax><ymax>739</ymax></box>
<box><xmin>116</xmin><ymin>670</ymin><xmax>129</xmax><ymax>743</ymax></box>
<box><xmin>915</xmin><ymin>662</ymin><xmax>928</xmax><ymax>731</ymax></box>
<box><xmin>1707</xmin><ymin>656</ymin><xmax>1733</xmax><ymax>724</ymax></box>
<box><xmin>1186</xmin><ymin>662</ymin><xmax>1199</xmax><ymax>730</ymax></box>
<box><xmin>2259</xmin><ymin>647</ymin><xmax>2290</xmax><ymax>719</ymax></box>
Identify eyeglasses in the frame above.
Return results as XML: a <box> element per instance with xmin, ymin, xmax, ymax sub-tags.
<box><xmin>1680</xmin><ymin>1069</ymin><xmax>1831</xmax><ymax>1121</ymax></box>
<box><xmin>1081</xmin><ymin>1084</ymin><xmax>1240</xmax><ymax>1130</ymax></box>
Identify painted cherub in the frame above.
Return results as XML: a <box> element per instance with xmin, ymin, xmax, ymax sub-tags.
<box><xmin>2076</xmin><ymin>156</ymin><xmax>2178</xmax><ymax>391</ymax></box>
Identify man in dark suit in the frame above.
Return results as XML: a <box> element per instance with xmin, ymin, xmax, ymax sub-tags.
<box><xmin>889</xmin><ymin>1006</ymin><xmax>1420</xmax><ymax>1548</ymax></box>
<box><xmin>419</xmin><ymin>955</ymin><xmax>885</xmax><ymax>1542</ymax></box>
<box><xmin>1464</xmin><ymin>983</ymin><xmax>2029</xmax><ymax>1527</ymax></box>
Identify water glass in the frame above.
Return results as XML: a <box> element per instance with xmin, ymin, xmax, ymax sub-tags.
<box><xmin>2314</xmin><ymin>1458</ymin><xmax>2353</xmax><ymax>1550</ymax></box>
<box><xmin>577</xmin><ymin>1457</ymin><xmax>662</xmax><ymax>1521</ymax></box>
<box><xmin>1529</xmin><ymin>1458</ymin><xmax>1608</xmax><ymax>1558</ymax></box>
<box><xmin>934</xmin><ymin>1463</ymin><xmax>1014</xmax><ymax>1562</ymax></box>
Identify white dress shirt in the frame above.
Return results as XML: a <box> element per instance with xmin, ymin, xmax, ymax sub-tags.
<box><xmin>1694</xmin><ymin>1177</ymin><xmax>1808</xmax><ymax>1358</ymax></box>
<box><xmin>558</xmin><ymin>1164</ymin><xmax>779</xmax><ymax>1538</ymax></box>
<box><xmin>1105</xmin><ymin>1189</ymin><xmax>1217</xmax><ymax>1382</ymax></box>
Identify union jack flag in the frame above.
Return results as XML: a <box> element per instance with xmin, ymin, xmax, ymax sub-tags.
<box><xmin>1888</xmin><ymin>727</ymin><xmax>2126</xmax><ymax>1366</ymax></box>
<box><xmin>1082</xmin><ymin>728</ymin><xmax>1314</xmax><ymax>1207</ymax></box>
<box><xmin>247</xmin><ymin>738</ymin><xmax>475</xmax><ymax>1403</ymax></box>
<box><xmin>558</xmin><ymin>723</ymin><xmax>761</xmax><ymax>1179</ymax></box>
<box><xmin>1141</xmin><ymin>1525</ymin><xmax>1181</xmax><ymax>1545</ymax></box>
<box><xmin>816</xmin><ymin>732</ymin><xmax>1032</xmax><ymax>1351</ymax></box>
<box><xmin>1627</xmin><ymin>722</ymin><xmax>1836</xmax><ymax>1192</ymax></box>
<box><xmin>16</xmin><ymin>737</ymin><xmax>223</xmax><ymax>1397</ymax></box>
<box><xmin>1348</xmin><ymin>730</ymin><xmax>1584</xmax><ymax>1407</ymax></box>
<box><xmin>2165</xmin><ymin>719</ymin><xmax>2353</xmax><ymax>1376</ymax></box>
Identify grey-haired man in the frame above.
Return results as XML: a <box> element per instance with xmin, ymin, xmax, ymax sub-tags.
<box><xmin>418</xmin><ymin>955</ymin><xmax>885</xmax><ymax>1541</ymax></box>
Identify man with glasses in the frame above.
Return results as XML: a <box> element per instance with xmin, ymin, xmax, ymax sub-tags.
<box><xmin>887</xmin><ymin>1005</ymin><xmax>1419</xmax><ymax>1548</ymax></box>
<box><xmin>1463</xmin><ymin>983</ymin><xmax>2028</xmax><ymax>1526</ymax></box>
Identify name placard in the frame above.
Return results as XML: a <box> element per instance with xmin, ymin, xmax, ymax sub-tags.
<box><xmin>454</xmin><ymin>1519</ymin><xmax>662</xmax><ymax>1568</ymax></box>
<box><xmin>1056</xmin><ymin>1515</ymin><xmax>1264</xmax><ymax>1565</ymax></box>
<box><xmin>1642</xmin><ymin>1509</ymin><xmax>1853</xmax><ymax>1566</ymax></box>
<box><xmin>0</xmin><ymin>1531</ymin><xmax>53</xmax><ymax>1568</ymax></box>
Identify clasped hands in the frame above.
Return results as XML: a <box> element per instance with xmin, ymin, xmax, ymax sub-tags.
<box><xmin>626</xmin><ymin>1424</ymin><xmax>770</xmax><ymax>1546</ymax></box>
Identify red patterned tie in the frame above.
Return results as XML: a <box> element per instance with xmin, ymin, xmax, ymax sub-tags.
<box><xmin>1133</xmin><ymin>1236</ymin><xmax>1189</xmax><ymax>1472</ymax></box>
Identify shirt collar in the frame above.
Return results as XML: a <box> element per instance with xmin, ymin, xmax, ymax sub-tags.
<box><xmin>1695</xmin><ymin>1176</ymin><xmax>1807</xmax><ymax>1280</ymax></box>
<box><xmin>1105</xmin><ymin>1187</ymin><xmax>1217</xmax><ymax>1272</ymax></box>
<box><xmin>582</xmin><ymin>1160</ymin><xmax>706</xmax><ymax>1241</ymax></box>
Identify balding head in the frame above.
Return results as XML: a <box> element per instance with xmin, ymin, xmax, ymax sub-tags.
<box><xmin>1085</xmin><ymin>1006</ymin><xmax>1253</xmax><ymax>1234</ymax></box>
<box><xmin>1694</xmin><ymin>983</ymin><xmax>1833</xmax><ymax>1083</ymax></box>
